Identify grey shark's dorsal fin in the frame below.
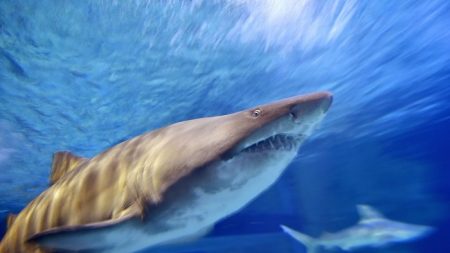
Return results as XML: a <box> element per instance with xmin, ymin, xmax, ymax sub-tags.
<box><xmin>357</xmin><ymin>205</ymin><xmax>385</xmax><ymax>222</ymax></box>
<box><xmin>50</xmin><ymin>151</ymin><xmax>87</xmax><ymax>185</ymax></box>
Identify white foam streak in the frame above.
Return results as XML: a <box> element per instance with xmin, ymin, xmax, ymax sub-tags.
<box><xmin>228</xmin><ymin>0</ymin><xmax>358</xmax><ymax>53</ymax></box>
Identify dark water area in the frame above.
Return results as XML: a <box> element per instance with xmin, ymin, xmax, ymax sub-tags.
<box><xmin>0</xmin><ymin>0</ymin><xmax>449</xmax><ymax>252</ymax></box>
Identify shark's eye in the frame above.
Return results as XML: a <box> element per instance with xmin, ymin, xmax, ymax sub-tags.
<box><xmin>252</xmin><ymin>109</ymin><xmax>262</xmax><ymax>118</ymax></box>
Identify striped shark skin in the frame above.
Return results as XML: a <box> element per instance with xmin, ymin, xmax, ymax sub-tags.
<box><xmin>281</xmin><ymin>205</ymin><xmax>434</xmax><ymax>253</ymax></box>
<box><xmin>0</xmin><ymin>91</ymin><xmax>332</xmax><ymax>253</ymax></box>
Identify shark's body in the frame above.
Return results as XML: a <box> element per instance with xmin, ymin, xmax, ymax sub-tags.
<box><xmin>281</xmin><ymin>205</ymin><xmax>433</xmax><ymax>253</ymax></box>
<box><xmin>0</xmin><ymin>91</ymin><xmax>332</xmax><ymax>253</ymax></box>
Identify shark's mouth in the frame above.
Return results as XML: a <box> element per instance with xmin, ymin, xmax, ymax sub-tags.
<box><xmin>241</xmin><ymin>134</ymin><xmax>302</xmax><ymax>153</ymax></box>
<box><xmin>222</xmin><ymin>105</ymin><xmax>326</xmax><ymax>161</ymax></box>
<box><xmin>223</xmin><ymin>133</ymin><xmax>305</xmax><ymax>161</ymax></box>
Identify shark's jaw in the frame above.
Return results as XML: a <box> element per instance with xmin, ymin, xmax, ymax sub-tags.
<box><xmin>242</xmin><ymin>134</ymin><xmax>302</xmax><ymax>153</ymax></box>
<box><xmin>203</xmin><ymin>106</ymin><xmax>328</xmax><ymax>209</ymax></box>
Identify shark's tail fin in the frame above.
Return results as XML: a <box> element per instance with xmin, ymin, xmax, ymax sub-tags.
<box><xmin>281</xmin><ymin>225</ymin><xmax>317</xmax><ymax>253</ymax></box>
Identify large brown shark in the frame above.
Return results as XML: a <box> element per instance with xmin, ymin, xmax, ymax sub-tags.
<box><xmin>0</xmin><ymin>91</ymin><xmax>332</xmax><ymax>253</ymax></box>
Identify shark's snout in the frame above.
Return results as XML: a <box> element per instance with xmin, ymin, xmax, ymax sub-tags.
<box><xmin>289</xmin><ymin>92</ymin><xmax>333</xmax><ymax>128</ymax></box>
<box><xmin>289</xmin><ymin>92</ymin><xmax>333</xmax><ymax>122</ymax></box>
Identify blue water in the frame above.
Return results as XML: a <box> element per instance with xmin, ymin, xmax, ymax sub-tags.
<box><xmin>0</xmin><ymin>0</ymin><xmax>449</xmax><ymax>252</ymax></box>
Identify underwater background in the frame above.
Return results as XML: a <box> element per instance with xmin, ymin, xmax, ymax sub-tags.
<box><xmin>0</xmin><ymin>0</ymin><xmax>449</xmax><ymax>252</ymax></box>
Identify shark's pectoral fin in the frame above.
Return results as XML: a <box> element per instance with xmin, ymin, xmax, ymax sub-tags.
<box><xmin>28</xmin><ymin>204</ymin><xmax>143</xmax><ymax>251</ymax></box>
<box><xmin>50</xmin><ymin>151</ymin><xmax>88</xmax><ymax>185</ymax></box>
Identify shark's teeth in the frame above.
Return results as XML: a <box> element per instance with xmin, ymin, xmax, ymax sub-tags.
<box><xmin>241</xmin><ymin>134</ymin><xmax>299</xmax><ymax>153</ymax></box>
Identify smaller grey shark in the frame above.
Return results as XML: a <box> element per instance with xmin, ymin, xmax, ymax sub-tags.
<box><xmin>281</xmin><ymin>205</ymin><xmax>433</xmax><ymax>253</ymax></box>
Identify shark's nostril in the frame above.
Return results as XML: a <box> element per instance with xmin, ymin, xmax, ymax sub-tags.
<box><xmin>290</xmin><ymin>112</ymin><xmax>302</xmax><ymax>124</ymax></box>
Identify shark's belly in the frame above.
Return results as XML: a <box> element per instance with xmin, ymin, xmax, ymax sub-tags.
<box><xmin>103</xmin><ymin>151</ymin><xmax>296</xmax><ymax>253</ymax></box>
<box><xmin>321</xmin><ymin>227</ymin><xmax>385</xmax><ymax>251</ymax></box>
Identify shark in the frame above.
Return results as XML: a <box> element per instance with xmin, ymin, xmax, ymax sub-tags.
<box><xmin>0</xmin><ymin>91</ymin><xmax>332</xmax><ymax>253</ymax></box>
<box><xmin>281</xmin><ymin>205</ymin><xmax>434</xmax><ymax>253</ymax></box>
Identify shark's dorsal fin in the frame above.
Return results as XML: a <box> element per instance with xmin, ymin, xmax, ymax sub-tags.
<box><xmin>6</xmin><ymin>213</ymin><xmax>17</xmax><ymax>230</ymax></box>
<box><xmin>50</xmin><ymin>151</ymin><xmax>87</xmax><ymax>185</ymax></box>
<box><xmin>357</xmin><ymin>205</ymin><xmax>384</xmax><ymax>222</ymax></box>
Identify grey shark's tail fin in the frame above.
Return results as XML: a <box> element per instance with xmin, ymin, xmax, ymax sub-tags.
<box><xmin>281</xmin><ymin>225</ymin><xmax>317</xmax><ymax>253</ymax></box>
